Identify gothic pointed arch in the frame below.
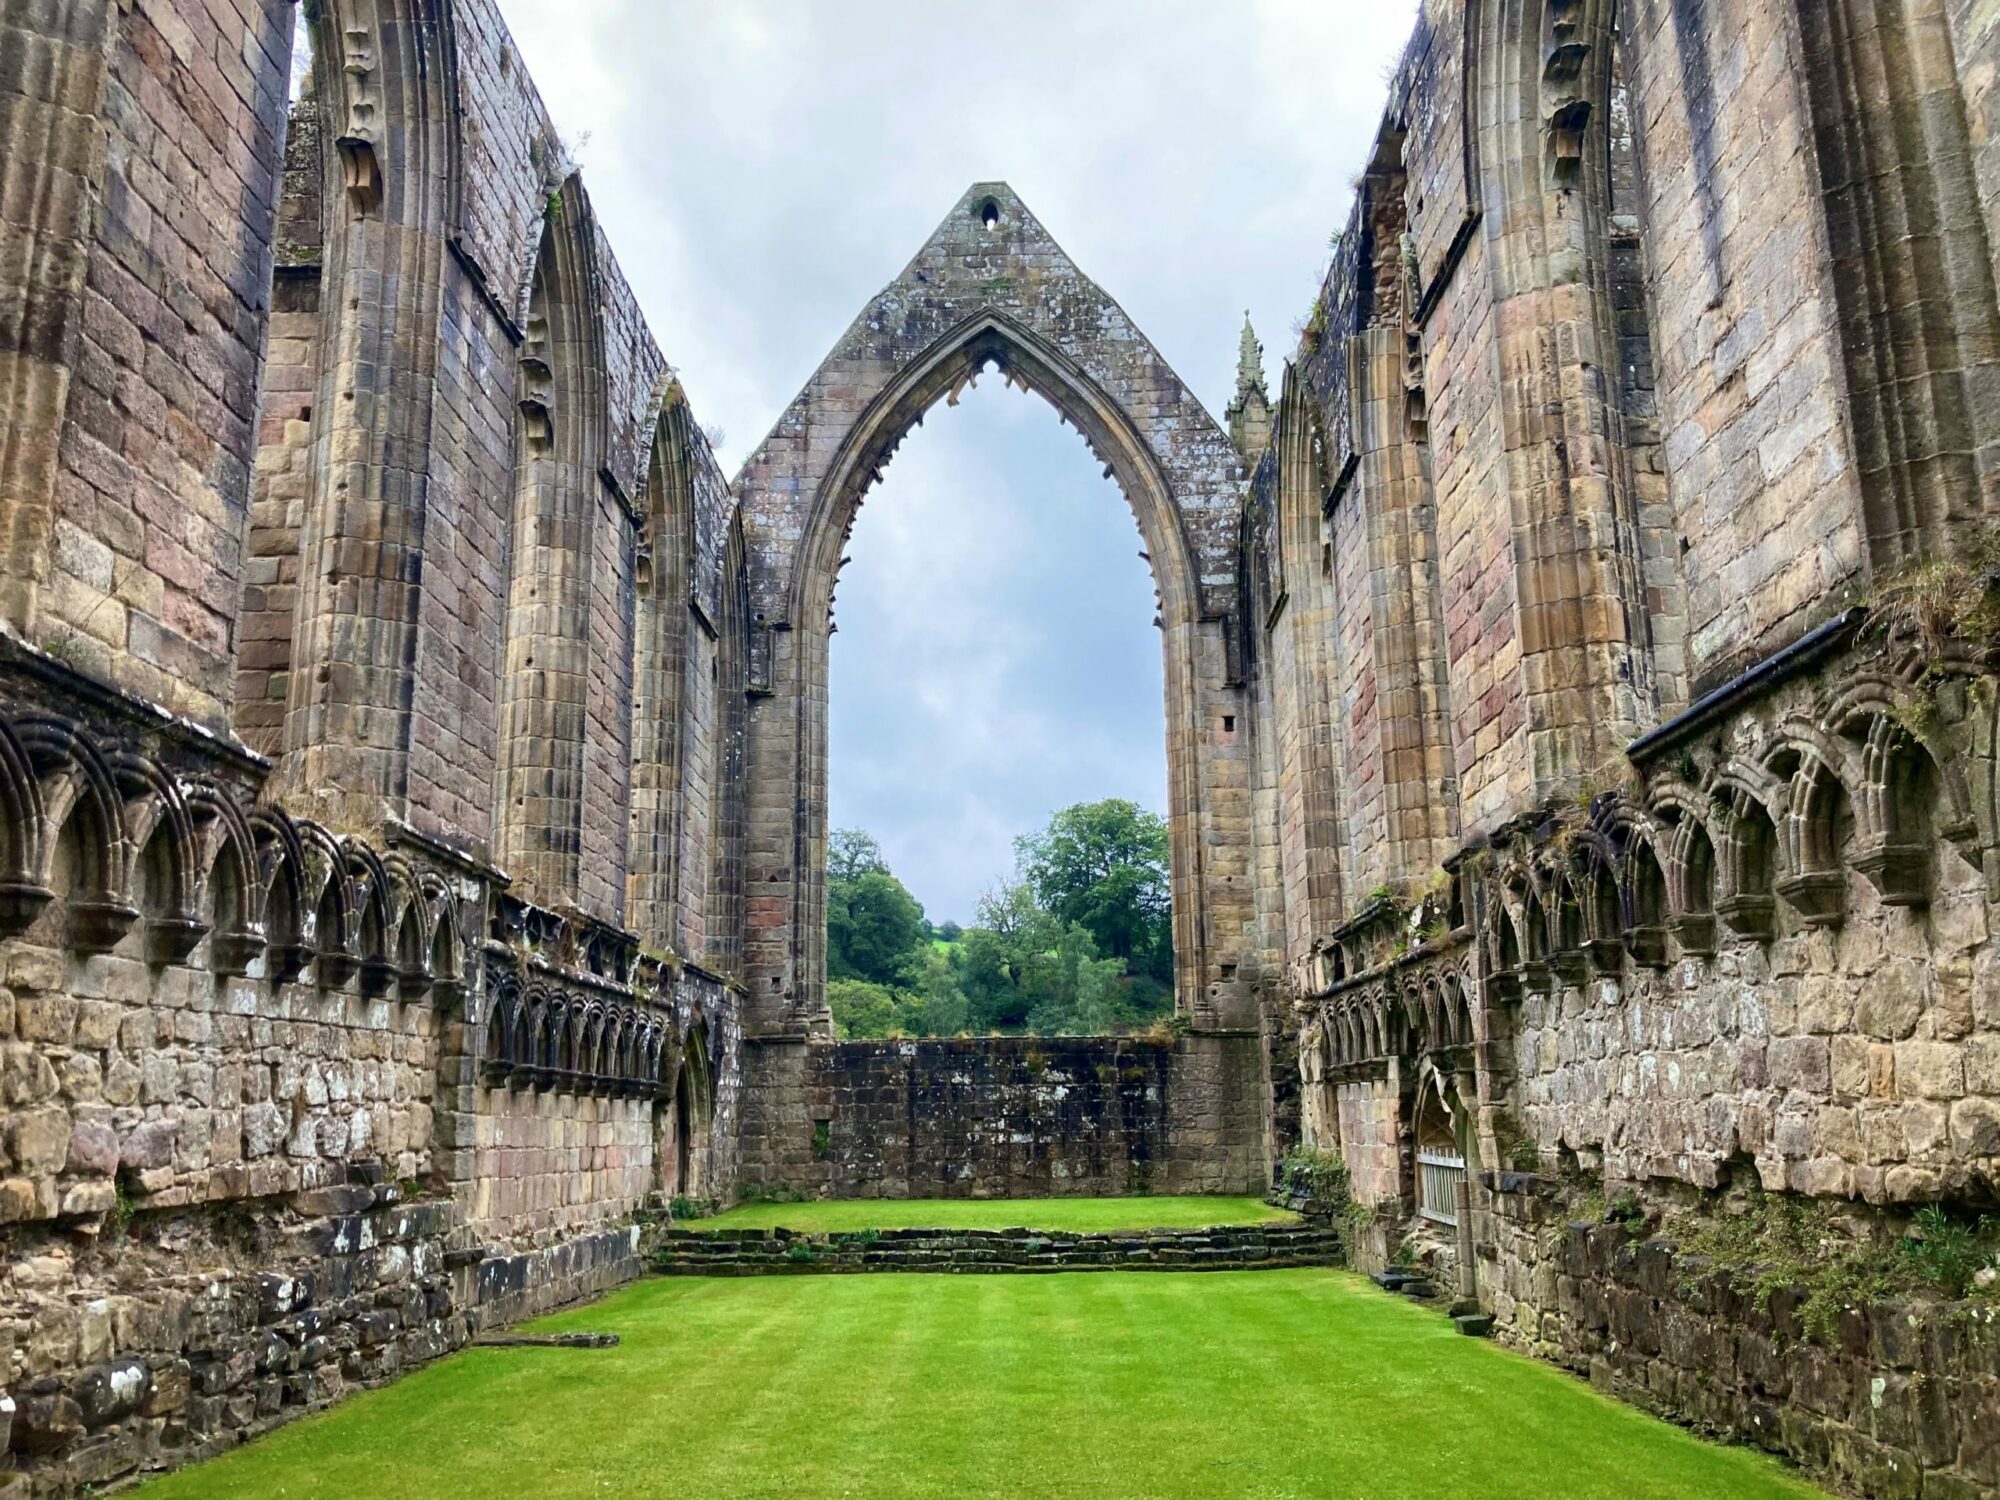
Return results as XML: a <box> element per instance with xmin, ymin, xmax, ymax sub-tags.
<box><xmin>629</xmin><ymin>378</ymin><xmax>699</xmax><ymax>951</ymax></box>
<box><xmin>279</xmin><ymin>0</ymin><xmax>463</xmax><ymax>824</ymax></box>
<box><xmin>495</xmin><ymin>172</ymin><xmax>614</xmax><ymax>910</ymax></box>
<box><xmin>732</xmin><ymin>183</ymin><xmax>1256</xmax><ymax>1031</ymax></box>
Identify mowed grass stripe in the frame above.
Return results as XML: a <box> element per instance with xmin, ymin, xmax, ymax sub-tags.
<box><xmin>687</xmin><ymin>1193</ymin><xmax>1298</xmax><ymax>1234</ymax></box>
<box><xmin>132</xmin><ymin>1270</ymin><xmax>1824</xmax><ymax>1500</ymax></box>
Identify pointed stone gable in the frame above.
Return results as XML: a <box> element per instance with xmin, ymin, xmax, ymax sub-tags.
<box><xmin>730</xmin><ymin>182</ymin><xmax>1263</xmax><ymax>1038</ymax></box>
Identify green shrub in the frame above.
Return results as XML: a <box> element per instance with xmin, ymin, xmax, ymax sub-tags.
<box><xmin>1278</xmin><ymin>1147</ymin><xmax>1352</xmax><ymax>1210</ymax></box>
<box><xmin>784</xmin><ymin>1239</ymin><xmax>820</xmax><ymax>1264</ymax></box>
<box><xmin>1670</xmin><ymin>1193</ymin><xmax>1999</xmax><ymax>1346</ymax></box>
<box><xmin>1901</xmin><ymin>1204</ymin><xmax>1996</xmax><ymax>1297</ymax></box>
<box><xmin>669</xmin><ymin>1194</ymin><xmax>712</xmax><ymax>1222</ymax></box>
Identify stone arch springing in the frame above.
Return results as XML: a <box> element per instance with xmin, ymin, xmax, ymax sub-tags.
<box><xmin>187</xmin><ymin>787</ymin><xmax>262</xmax><ymax>976</ymax></box>
<box><xmin>1793</xmin><ymin>0</ymin><xmax>2000</xmax><ymax>565</ymax></box>
<box><xmin>109</xmin><ymin>752</ymin><xmax>204</xmax><ymax>965</ymax></box>
<box><xmin>0</xmin><ymin>719</ymin><xmax>49</xmax><ymax>937</ymax></box>
<box><xmin>279</xmin><ymin>0</ymin><xmax>462</xmax><ymax>821</ymax></box>
<box><xmin>17</xmin><ymin>718</ymin><xmax>133</xmax><ymax>954</ymax></box>
<box><xmin>1765</xmin><ymin>728</ymin><xmax>1861</xmax><ymax>928</ymax></box>
<box><xmin>1711</xmin><ymin>771</ymin><xmax>1782</xmax><ymax>940</ymax></box>
<box><xmin>1618</xmin><ymin>821</ymin><xmax>1670</xmax><ymax>967</ymax></box>
<box><xmin>496</xmin><ymin>173</ymin><xmax>612</xmax><ymax>909</ymax></box>
<box><xmin>629</xmin><ymin>382</ymin><xmax>698</xmax><ymax>952</ymax></box>
<box><xmin>732</xmin><ymin>185</ymin><xmax>1252</xmax><ymax>1034</ymax></box>
<box><xmin>1575</xmin><ymin>832</ymin><xmax>1626</xmax><ymax>972</ymax></box>
<box><xmin>1475</xmin><ymin>0</ymin><xmax>1662</xmax><ymax>760</ymax></box>
<box><xmin>1649</xmin><ymin>781</ymin><xmax>1718</xmax><ymax>955</ymax></box>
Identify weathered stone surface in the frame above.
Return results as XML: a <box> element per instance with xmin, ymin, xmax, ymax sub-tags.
<box><xmin>1</xmin><ymin>0</ymin><xmax>1998</xmax><ymax>1496</ymax></box>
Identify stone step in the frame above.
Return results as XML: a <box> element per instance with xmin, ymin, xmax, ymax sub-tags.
<box><xmin>652</xmin><ymin>1223</ymin><xmax>1344</xmax><ymax>1276</ymax></box>
<box><xmin>1453</xmin><ymin>1313</ymin><xmax>1495</xmax><ymax>1337</ymax></box>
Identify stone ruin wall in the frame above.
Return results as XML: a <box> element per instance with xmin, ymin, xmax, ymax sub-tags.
<box><xmin>1262</xmin><ymin>1</ymin><xmax>2000</xmax><ymax>1494</ymax></box>
<box><xmin>738</xmin><ymin>1036</ymin><xmax>1266</xmax><ymax>1202</ymax></box>
<box><xmin>0</xmin><ymin>0</ymin><xmax>746</xmax><ymax>1491</ymax></box>
<box><xmin>7</xmin><ymin>0</ymin><xmax>2000</xmax><ymax>1494</ymax></box>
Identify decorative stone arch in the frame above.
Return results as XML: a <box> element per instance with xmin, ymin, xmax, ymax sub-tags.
<box><xmin>629</xmin><ymin>380</ymin><xmax>700</xmax><ymax>953</ymax></box>
<box><xmin>495</xmin><ymin>172</ymin><xmax>614</xmax><ymax>910</ymax></box>
<box><xmin>1473</xmin><ymin>0</ymin><xmax>1664</xmax><ymax>762</ymax></box>
<box><xmin>281</xmin><ymin>0</ymin><xmax>463</xmax><ymax>823</ymax></box>
<box><xmin>661</xmin><ymin>1021</ymin><xmax>714</xmax><ymax>1198</ymax></box>
<box><xmin>733</xmin><ymin>183</ymin><xmax>1256</xmax><ymax>1032</ymax></box>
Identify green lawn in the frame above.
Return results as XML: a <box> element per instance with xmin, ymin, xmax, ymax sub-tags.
<box><xmin>690</xmin><ymin>1193</ymin><xmax>1297</xmax><ymax>1233</ymax></box>
<box><xmin>134</xmin><ymin>1271</ymin><xmax>1821</xmax><ymax>1500</ymax></box>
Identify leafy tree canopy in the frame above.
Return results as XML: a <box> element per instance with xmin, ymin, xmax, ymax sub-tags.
<box><xmin>827</xmin><ymin>869</ymin><xmax>925</xmax><ymax>987</ymax></box>
<box><xmin>829</xmin><ymin>828</ymin><xmax>888</xmax><ymax>884</ymax></box>
<box><xmin>1015</xmin><ymin>799</ymin><xmax>1172</xmax><ymax>982</ymax></box>
<box><xmin>823</xmin><ymin>806</ymin><xmax>1175</xmax><ymax>1040</ymax></box>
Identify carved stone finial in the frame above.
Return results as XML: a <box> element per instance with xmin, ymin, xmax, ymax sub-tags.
<box><xmin>1226</xmin><ymin>311</ymin><xmax>1273</xmax><ymax>457</ymax></box>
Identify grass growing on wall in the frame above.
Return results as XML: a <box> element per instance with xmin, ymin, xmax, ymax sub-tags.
<box><xmin>134</xmin><ymin>1272</ymin><xmax>1822</xmax><ymax>1500</ymax></box>
<box><xmin>692</xmin><ymin>1194</ymin><xmax>1298</xmax><ymax>1234</ymax></box>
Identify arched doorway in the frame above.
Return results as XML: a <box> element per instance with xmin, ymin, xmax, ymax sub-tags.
<box><xmin>732</xmin><ymin>182</ymin><xmax>1263</xmax><ymax>1035</ymax></box>
<box><xmin>1412</xmin><ymin>1071</ymin><xmax>1467</xmax><ymax>1228</ymax></box>
<box><xmin>659</xmin><ymin>1024</ymin><xmax>713</xmax><ymax>1200</ymax></box>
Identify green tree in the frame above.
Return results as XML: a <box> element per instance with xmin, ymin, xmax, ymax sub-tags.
<box><xmin>959</xmin><ymin>881</ymin><xmax>1059</xmax><ymax>1032</ymax></box>
<box><xmin>827</xmin><ymin>978</ymin><xmax>905</xmax><ymax>1040</ymax></box>
<box><xmin>906</xmin><ymin>945</ymin><xmax>969</xmax><ymax>1036</ymax></box>
<box><xmin>1015</xmin><ymin>799</ymin><xmax>1172</xmax><ymax>982</ymax></box>
<box><xmin>827</xmin><ymin>868</ymin><xmax>926</xmax><ymax>985</ymax></box>
<box><xmin>828</xmin><ymin>828</ymin><xmax>888</xmax><ymax>884</ymax></box>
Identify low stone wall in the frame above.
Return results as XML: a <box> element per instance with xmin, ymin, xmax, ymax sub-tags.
<box><xmin>736</xmin><ymin>1032</ymin><xmax>1267</xmax><ymax>1199</ymax></box>
<box><xmin>0</xmin><ymin>1166</ymin><xmax>655</xmax><ymax>1497</ymax></box>
<box><xmin>1479</xmin><ymin>1179</ymin><xmax>2000</xmax><ymax>1499</ymax></box>
<box><xmin>654</xmin><ymin>1222</ymin><xmax>1340</xmax><ymax>1275</ymax></box>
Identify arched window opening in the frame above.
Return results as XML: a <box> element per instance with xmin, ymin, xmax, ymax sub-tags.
<box><xmin>1413</xmin><ymin>1077</ymin><xmax>1466</xmax><ymax>1228</ymax></box>
<box><xmin>658</xmin><ymin>1028</ymin><xmax>712</xmax><ymax>1200</ymax></box>
<box><xmin>825</xmin><ymin>374</ymin><xmax>1172</xmax><ymax>1041</ymax></box>
<box><xmin>497</xmin><ymin>180</ymin><xmax>614</xmax><ymax>914</ymax></box>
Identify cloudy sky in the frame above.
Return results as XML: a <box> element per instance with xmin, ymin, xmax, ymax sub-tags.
<box><xmin>498</xmin><ymin>0</ymin><xmax>1418</xmax><ymax>922</ymax></box>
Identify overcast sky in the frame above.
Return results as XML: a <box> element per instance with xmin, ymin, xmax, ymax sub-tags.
<box><xmin>498</xmin><ymin>0</ymin><xmax>1419</xmax><ymax>923</ymax></box>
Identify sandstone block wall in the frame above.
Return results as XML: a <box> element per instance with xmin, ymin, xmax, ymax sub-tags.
<box><xmin>1268</xmin><ymin>2</ymin><xmax>2000</xmax><ymax>1494</ymax></box>
<box><xmin>2</xmin><ymin>1183</ymin><xmax>651</xmax><ymax>1491</ymax></box>
<box><xmin>0</xmin><ymin>0</ymin><xmax>747</xmax><ymax>1492</ymax></box>
<box><xmin>1478</xmin><ymin>1183</ymin><xmax>2000</xmax><ymax>1499</ymax></box>
<box><xmin>737</xmin><ymin>1035</ymin><xmax>1265</xmax><ymax>1201</ymax></box>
